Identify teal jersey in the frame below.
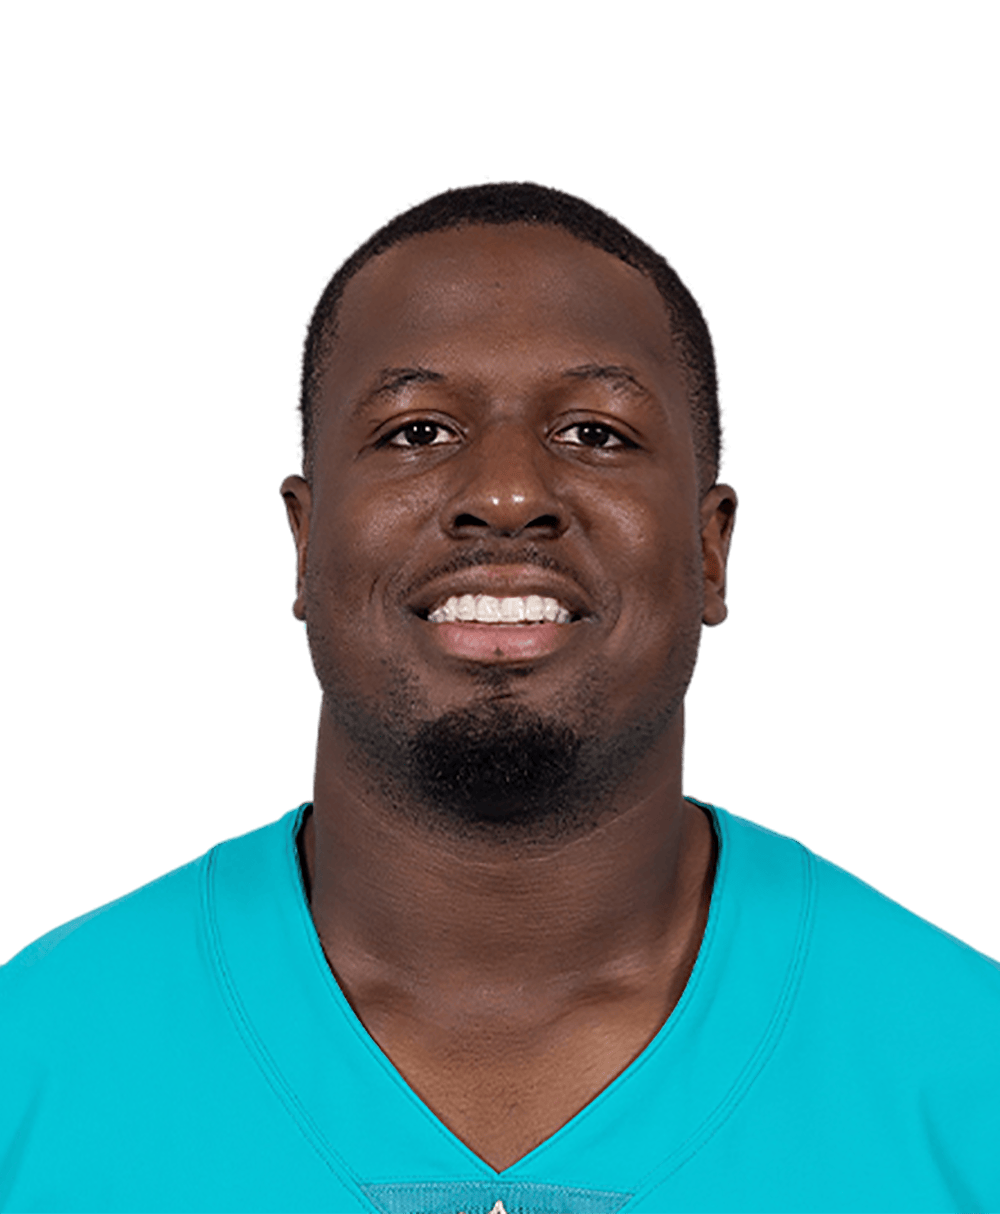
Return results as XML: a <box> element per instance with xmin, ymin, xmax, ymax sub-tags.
<box><xmin>2</xmin><ymin>804</ymin><xmax>998</xmax><ymax>1213</ymax></box>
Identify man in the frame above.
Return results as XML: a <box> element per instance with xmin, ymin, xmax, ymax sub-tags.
<box><xmin>1</xmin><ymin>183</ymin><xmax>997</xmax><ymax>1214</ymax></box>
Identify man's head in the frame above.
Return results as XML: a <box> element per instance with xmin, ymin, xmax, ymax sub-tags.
<box><xmin>282</xmin><ymin>185</ymin><xmax>735</xmax><ymax>842</ymax></box>
<box><xmin>299</xmin><ymin>183</ymin><xmax>720</xmax><ymax>491</ymax></box>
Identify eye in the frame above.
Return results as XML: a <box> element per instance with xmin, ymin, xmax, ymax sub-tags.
<box><xmin>554</xmin><ymin>422</ymin><xmax>634</xmax><ymax>449</ymax></box>
<box><xmin>384</xmin><ymin>420</ymin><xmax>458</xmax><ymax>448</ymax></box>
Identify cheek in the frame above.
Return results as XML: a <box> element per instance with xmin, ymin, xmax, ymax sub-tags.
<box><xmin>594</xmin><ymin>487</ymin><xmax>703</xmax><ymax>650</ymax></box>
<box><xmin>593</xmin><ymin>479</ymin><xmax>700</xmax><ymax>594</ymax></box>
<box><xmin>307</xmin><ymin>479</ymin><xmax>435</xmax><ymax>601</ymax></box>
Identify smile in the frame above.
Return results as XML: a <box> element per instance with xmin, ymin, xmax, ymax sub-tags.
<box><xmin>427</xmin><ymin>594</ymin><xmax>572</xmax><ymax>625</ymax></box>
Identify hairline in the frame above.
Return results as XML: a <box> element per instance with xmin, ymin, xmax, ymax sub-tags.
<box><xmin>301</xmin><ymin>210</ymin><xmax>720</xmax><ymax>490</ymax></box>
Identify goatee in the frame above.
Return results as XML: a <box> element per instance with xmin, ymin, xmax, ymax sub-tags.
<box><xmin>322</xmin><ymin>680</ymin><xmax>681</xmax><ymax>841</ymax></box>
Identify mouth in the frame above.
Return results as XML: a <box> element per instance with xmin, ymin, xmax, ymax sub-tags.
<box><xmin>424</xmin><ymin>593</ymin><xmax>574</xmax><ymax>626</ymax></box>
<box><xmin>409</xmin><ymin>571</ymin><xmax>591</xmax><ymax>663</ymax></box>
<box><xmin>410</xmin><ymin>563</ymin><xmax>592</xmax><ymax>625</ymax></box>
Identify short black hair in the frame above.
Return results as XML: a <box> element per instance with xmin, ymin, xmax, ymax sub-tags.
<box><xmin>300</xmin><ymin>182</ymin><xmax>720</xmax><ymax>486</ymax></box>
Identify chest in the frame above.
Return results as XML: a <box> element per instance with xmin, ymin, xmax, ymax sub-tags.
<box><xmin>358</xmin><ymin>996</ymin><xmax>674</xmax><ymax>1171</ymax></box>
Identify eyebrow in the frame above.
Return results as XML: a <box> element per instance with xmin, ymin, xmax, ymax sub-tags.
<box><xmin>350</xmin><ymin>361</ymin><xmax>652</xmax><ymax>421</ymax></box>
<box><xmin>560</xmin><ymin>364</ymin><xmax>651</xmax><ymax>397</ymax></box>
<box><xmin>351</xmin><ymin>366</ymin><xmax>445</xmax><ymax>419</ymax></box>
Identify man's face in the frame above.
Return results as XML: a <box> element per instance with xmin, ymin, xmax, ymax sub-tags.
<box><xmin>285</xmin><ymin>225</ymin><xmax>733</xmax><ymax>830</ymax></box>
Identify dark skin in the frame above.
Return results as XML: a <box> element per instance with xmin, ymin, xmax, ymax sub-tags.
<box><xmin>281</xmin><ymin>225</ymin><xmax>736</xmax><ymax>1172</ymax></box>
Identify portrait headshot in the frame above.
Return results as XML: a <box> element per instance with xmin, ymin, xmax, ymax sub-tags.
<box><xmin>1</xmin><ymin>5</ymin><xmax>998</xmax><ymax>1213</ymax></box>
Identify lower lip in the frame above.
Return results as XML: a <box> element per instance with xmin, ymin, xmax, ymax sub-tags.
<box><xmin>424</xmin><ymin>620</ymin><xmax>574</xmax><ymax>661</ymax></box>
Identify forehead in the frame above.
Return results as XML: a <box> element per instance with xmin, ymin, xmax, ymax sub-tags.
<box><xmin>322</xmin><ymin>225</ymin><xmax>684</xmax><ymax>405</ymax></box>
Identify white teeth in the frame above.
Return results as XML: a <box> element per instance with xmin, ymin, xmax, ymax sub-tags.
<box><xmin>499</xmin><ymin>596</ymin><xmax>525</xmax><ymax>622</ymax></box>
<box><xmin>427</xmin><ymin>594</ymin><xmax>573</xmax><ymax>624</ymax></box>
<box><xmin>475</xmin><ymin>595</ymin><xmax>501</xmax><ymax>623</ymax></box>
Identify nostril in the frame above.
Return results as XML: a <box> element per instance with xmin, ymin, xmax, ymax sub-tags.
<box><xmin>453</xmin><ymin>513</ymin><xmax>489</xmax><ymax>529</ymax></box>
<box><xmin>527</xmin><ymin>514</ymin><xmax>561</xmax><ymax>530</ymax></box>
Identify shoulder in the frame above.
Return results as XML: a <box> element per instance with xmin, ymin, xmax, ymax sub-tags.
<box><xmin>717</xmin><ymin>805</ymin><xmax>1000</xmax><ymax>991</ymax></box>
<box><xmin>802</xmin><ymin>838</ymin><xmax>1000</xmax><ymax>1090</ymax></box>
<box><xmin>0</xmin><ymin>811</ymin><xmax>300</xmax><ymax>1044</ymax></box>
<box><xmin>713</xmin><ymin>810</ymin><xmax>1000</xmax><ymax>1058</ymax></box>
<box><xmin>1</xmin><ymin>855</ymin><xmax>204</xmax><ymax>1024</ymax></box>
<box><xmin>801</xmin><ymin>830</ymin><xmax>1000</xmax><ymax>1014</ymax></box>
<box><xmin>666</xmin><ymin>806</ymin><xmax>1000</xmax><ymax>1209</ymax></box>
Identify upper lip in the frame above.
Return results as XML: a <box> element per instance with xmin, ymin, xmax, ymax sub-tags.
<box><xmin>408</xmin><ymin>566</ymin><xmax>594</xmax><ymax>621</ymax></box>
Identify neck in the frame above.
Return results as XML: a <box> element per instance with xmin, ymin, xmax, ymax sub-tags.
<box><xmin>302</xmin><ymin>701</ymin><xmax>715</xmax><ymax>1003</ymax></box>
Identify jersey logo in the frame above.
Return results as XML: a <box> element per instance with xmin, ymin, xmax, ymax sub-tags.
<box><xmin>456</xmin><ymin>1204</ymin><xmax>565</xmax><ymax>1214</ymax></box>
<box><xmin>360</xmin><ymin>1179</ymin><xmax>630</xmax><ymax>1213</ymax></box>
<box><xmin>460</xmin><ymin>1205</ymin><xmax>562</xmax><ymax>1214</ymax></box>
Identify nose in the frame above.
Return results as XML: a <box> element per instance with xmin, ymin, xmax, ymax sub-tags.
<box><xmin>441</xmin><ymin>423</ymin><xmax>568</xmax><ymax>540</ymax></box>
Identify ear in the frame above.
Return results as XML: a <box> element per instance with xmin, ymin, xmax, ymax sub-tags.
<box><xmin>700</xmin><ymin>483</ymin><xmax>737</xmax><ymax>626</ymax></box>
<box><xmin>280</xmin><ymin>475</ymin><xmax>313</xmax><ymax>621</ymax></box>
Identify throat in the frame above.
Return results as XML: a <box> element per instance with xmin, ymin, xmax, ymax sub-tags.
<box><xmin>340</xmin><ymin>961</ymin><xmax>701</xmax><ymax>1172</ymax></box>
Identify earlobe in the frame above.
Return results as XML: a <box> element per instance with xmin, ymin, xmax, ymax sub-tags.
<box><xmin>280</xmin><ymin>475</ymin><xmax>312</xmax><ymax>621</ymax></box>
<box><xmin>700</xmin><ymin>484</ymin><xmax>737</xmax><ymax>627</ymax></box>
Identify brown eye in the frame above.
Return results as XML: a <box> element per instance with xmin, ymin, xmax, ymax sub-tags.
<box><xmin>555</xmin><ymin>423</ymin><xmax>631</xmax><ymax>449</ymax></box>
<box><xmin>386</xmin><ymin>421</ymin><xmax>457</xmax><ymax>448</ymax></box>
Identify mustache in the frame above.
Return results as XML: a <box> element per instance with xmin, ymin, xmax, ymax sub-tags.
<box><xmin>399</xmin><ymin>543</ymin><xmax>596</xmax><ymax>603</ymax></box>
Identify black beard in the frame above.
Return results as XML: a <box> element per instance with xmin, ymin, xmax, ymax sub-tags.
<box><xmin>404</xmin><ymin>697</ymin><xmax>695</xmax><ymax>839</ymax></box>
<box><xmin>317</xmin><ymin>671</ymin><xmax>688</xmax><ymax>842</ymax></box>
<box><xmin>407</xmin><ymin>701</ymin><xmax>584</xmax><ymax>831</ymax></box>
<box><xmin>305</xmin><ymin>578</ymin><xmax>703</xmax><ymax>842</ymax></box>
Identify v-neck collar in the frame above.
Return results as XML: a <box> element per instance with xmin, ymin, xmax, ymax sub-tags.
<box><xmin>202</xmin><ymin>802</ymin><xmax>814</xmax><ymax>1203</ymax></box>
